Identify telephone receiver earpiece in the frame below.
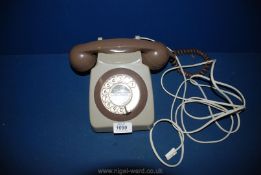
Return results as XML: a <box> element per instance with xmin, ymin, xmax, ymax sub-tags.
<box><xmin>69</xmin><ymin>38</ymin><xmax>170</xmax><ymax>72</ymax></box>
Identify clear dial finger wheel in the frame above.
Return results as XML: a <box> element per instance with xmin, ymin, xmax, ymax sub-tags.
<box><xmin>100</xmin><ymin>74</ymin><xmax>140</xmax><ymax>115</ymax></box>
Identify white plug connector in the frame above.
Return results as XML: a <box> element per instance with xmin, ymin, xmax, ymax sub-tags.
<box><xmin>135</xmin><ymin>35</ymin><xmax>141</xmax><ymax>40</ymax></box>
<box><xmin>165</xmin><ymin>148</ymin><xmax>177</xmax><ymax>160</ymax></box>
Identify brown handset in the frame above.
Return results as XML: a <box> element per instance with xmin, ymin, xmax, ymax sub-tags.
<box><xmin>69</xmin><ymin>37</ymin><xmax>210</xmax><ymax>132</ymax></box>
<box><xmin>69</xmin><ymin>38</ymin><xmax>170</xmax><ymax>72</ymax></box>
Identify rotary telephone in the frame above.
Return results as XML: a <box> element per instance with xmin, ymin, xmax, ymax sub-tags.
<box><xmin>69</xmin><ymin>36</ymin><xmax>210</xmax><ymax>132</ymax></box>
<box><xmin>69</xmin><ymin>36</ymin><xmax>245</xmax><ymax>167</ymax></box>
<box><xmin>70</xmin><ymin>37</ymin><xmax>168</xmax><ymax>132</ymax></box>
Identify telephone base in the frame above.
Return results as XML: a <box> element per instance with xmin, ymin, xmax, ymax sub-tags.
<box><xmin>89</xmin><ymin>51</ymin><xmax>154</xmax><ymax>132</ymax></box>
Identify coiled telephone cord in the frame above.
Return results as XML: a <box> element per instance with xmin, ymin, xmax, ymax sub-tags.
<box><xmin>170</xmin><ymin>48</ymin><xmax>211</xmax><ymax>77</ymax></box>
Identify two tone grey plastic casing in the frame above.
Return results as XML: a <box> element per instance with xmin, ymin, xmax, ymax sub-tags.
<box><xmin>89</xmin><ymin>51</ymin><xmax>154</xmax><ymax>132</ymax></box>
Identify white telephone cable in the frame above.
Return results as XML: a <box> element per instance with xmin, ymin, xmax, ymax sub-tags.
<box><xmin>137</xmin><ymin>36</ymin><xmax>246</xmax><ymax>167</ymax></box>
<box><xmin>148</xmin><ymin>46</ymin><xmax>246</xmax><ymax>167</ymax></box>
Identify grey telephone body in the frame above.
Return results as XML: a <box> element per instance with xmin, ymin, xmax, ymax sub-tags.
<box><xmin>89</xmin><ymin>51</ymin><xmax>154</xmax><ymax>132</ymax></box>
